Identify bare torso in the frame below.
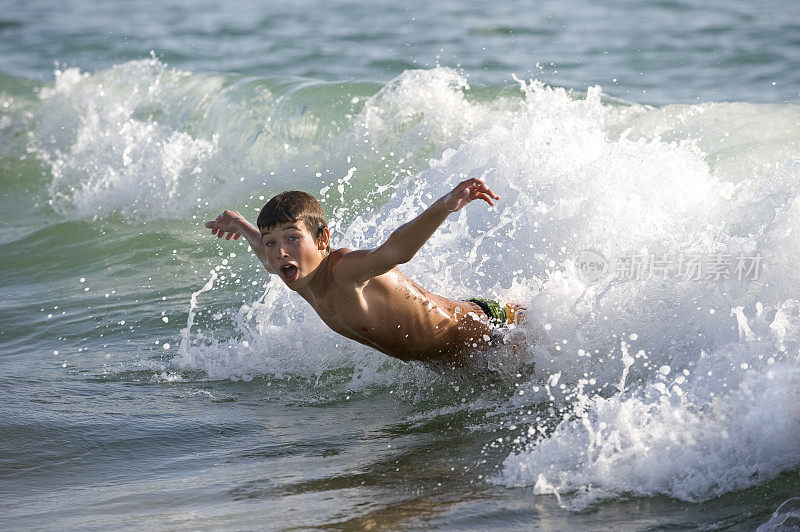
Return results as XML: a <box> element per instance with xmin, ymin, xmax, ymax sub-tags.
<box><xmin>297</xmin><ymin>249</ymin><xmax>492</xmax><ymax>364</ymax></box>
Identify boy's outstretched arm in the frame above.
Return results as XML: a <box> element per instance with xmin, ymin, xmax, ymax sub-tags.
<box><xmin>204</xmin><ymin>210</ymin><xmax>276</xmax><ymax>274</ymax></box>
<box><xmin>337</xmin><ymin>178</ymin><xmax>499</xmax><ymax>283</ymax></box>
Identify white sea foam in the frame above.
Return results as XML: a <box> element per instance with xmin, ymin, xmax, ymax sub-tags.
<box><xmin>153</xmin><ymin>66</ymin><xmax>800</xmax><ymax>501</ymax></box>
<box><xmin>33</xmin><ymin>58</ymin><xmax>220</xmax><ymax>218</ymax></box>
<box><xmin>347</xmin><ymin>72</ymin><xmax>798</xmax><ymax>503</ymax></box>
<box><xmin>498</xmin><ymin>308</ymin><xmax>800</xmax><ymax>507</ymax></box>
<box><xmin>173</xmin><ymin>271</ymin><xmax>425</xmax><ymax>391</ymax></box>
<box><xmin>31</xmin><ymin>58</ymin><xmax>350</xmax><ymax>219</ymax></box>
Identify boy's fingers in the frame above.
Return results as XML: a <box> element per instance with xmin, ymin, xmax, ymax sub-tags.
<box><xmin>471</xmin><ymin>179</ymin><xmax>499</xmax><ymax>197</ymax></box>
<box><xmin>476</xmin><ymin>183</ymin><xmax>498</xmax><ymax>198</ymax></box>
<box><xmin>476</xmin><ymin>192</ymin><xmax>495</xmax><ymax>205</ymax></box>
<box><xmin>478</xmin><ymin>187</ymin><xmax>499</xmax><ymax>201</ymax></box>
<box><xmin>467</xmin><ymin>180</ymin><xmax>498</xmax><ymax>198</ymax></box>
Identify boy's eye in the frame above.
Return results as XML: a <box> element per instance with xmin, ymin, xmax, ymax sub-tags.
<box><xmin>265</xmin><ymin>241</ymin><xmax>275</xmax><ymax>247</ymax></box>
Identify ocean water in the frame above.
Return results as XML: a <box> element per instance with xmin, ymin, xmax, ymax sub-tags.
<box><xmin>1</xmin><ymin>0</ymin><xmax>799</xmax><ymax>530</ymax></box>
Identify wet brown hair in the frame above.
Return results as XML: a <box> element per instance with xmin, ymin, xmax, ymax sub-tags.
<box><xmin>256</xmin><ymin>191</ymin><xmax>329</xmax><ymax>249</ymax></box>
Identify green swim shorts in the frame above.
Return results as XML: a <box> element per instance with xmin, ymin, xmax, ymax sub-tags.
<box><xmin>468</xmin><ymin>298</ymin><xmax>509</xmax><ymax>328</ymax></box>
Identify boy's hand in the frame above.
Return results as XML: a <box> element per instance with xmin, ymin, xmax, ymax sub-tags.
<box><xmin>440</xmin><ymin>178</ymin><xmax>500</xmax><ymax>212</ymax></box>
<box><xmin>205</xmin><ymin>210</ymin><xmax>245</xmax><ymax>240</ymax></box>
<box><xmin>204</xmin><ymin>210</ymin><xmax>275</xmax><ymax>273</ymax></box>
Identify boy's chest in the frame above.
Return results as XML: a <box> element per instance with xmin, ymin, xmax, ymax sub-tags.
<box><xmin>308</xmin><ymin>286</ymin><xmax>379</xmax><ymax>342</ymax></box>
<box><xmin>309</xmin><ymin>284</ymin><xmax>367</xmax><ymax>325</ymax></box>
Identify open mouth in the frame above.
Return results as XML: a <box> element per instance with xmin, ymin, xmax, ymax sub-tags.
<box><xmin>281</xmin><ymin>264</ymin><xmax>299</xmax><ymax>282</ymax></box>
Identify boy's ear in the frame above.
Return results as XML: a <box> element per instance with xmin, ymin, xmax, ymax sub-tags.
<box><xmin>317</xmin><ymin>227</ymin><xmax>330</xmax><ymax>251</ymax></box>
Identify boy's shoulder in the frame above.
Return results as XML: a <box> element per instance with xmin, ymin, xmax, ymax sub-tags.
<box><xmin>327</xmin><ymin>247</ymin><xmax>353</xmax><ymax>262</ymax></box>
<box><xmin>325</xmin><ymin>247</ymin><xmax>377</xmax><ymax>284</ymax></box>
<box><xmin>327</xmin><ymin>247</ymin><xmax>358</xmax><ymax>272</ymax></box>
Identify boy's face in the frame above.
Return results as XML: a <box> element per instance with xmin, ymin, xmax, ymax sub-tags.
<box><xmin>261</xmin><ymin>222</ymin><xmax>328</xmax><ymax>290</ymax></box>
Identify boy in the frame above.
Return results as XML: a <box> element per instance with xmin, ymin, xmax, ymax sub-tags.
<box><xmin>205</xmin><ymin>178</ymin><xmax>519</xmax><ymax>367</ymax></box>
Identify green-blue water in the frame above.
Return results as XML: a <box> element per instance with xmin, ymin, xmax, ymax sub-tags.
<box><xmin>2</xmin><ymin>1</ymin><xmax>799</xmax><ymax>529</ymax></box>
